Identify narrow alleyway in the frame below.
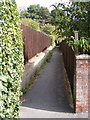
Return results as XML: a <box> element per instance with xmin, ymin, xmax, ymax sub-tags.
<box><xmin>20</xmin><ymin>47</ymin><xmax>88</xmax><ymax>118</ymax></box>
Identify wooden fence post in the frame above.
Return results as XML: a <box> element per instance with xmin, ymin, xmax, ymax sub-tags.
<box><xmin>74</xmin><ymin>31</ymin><xmax>79</xmax><ymax>55</ymax></box>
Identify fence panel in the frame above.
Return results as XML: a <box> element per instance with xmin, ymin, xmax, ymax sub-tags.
<box><xmin>62</xmin><ymin>41</ymin><xmax>76</xmax><ymax>96</ymax></box>
<box><xmin>21</xmin><ymin>24</ymin><xmax>51</xmax><ymax>64</ymax></box>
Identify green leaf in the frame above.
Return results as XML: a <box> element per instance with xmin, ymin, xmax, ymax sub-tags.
<box><xmin>0</xmin><ymin>76</ymin><xmax>7</xmax><ymax>82</ymax></box>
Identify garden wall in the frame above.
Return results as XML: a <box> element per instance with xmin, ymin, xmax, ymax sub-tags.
<box><xmin>62</xmin><ymin>41</ymin><xmax>89</xmax><ymax>113</ymax></box>
<box><xmin>21</xmin><ymin>24</ymin><xmax>51</xmax><ymax>64</ymax></box>
<box><xmin>75</xmin><ymin>55</ymin><xmax>89</xmax><ymax>113</ymax></box>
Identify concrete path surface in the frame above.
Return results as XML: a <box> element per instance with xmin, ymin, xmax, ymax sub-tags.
<box><xmin>20</xmin><ymin>47</ymin><xmax>88</xmax><ymax>118</ymax></box>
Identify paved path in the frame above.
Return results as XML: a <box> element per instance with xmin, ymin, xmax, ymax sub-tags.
<box><xmin>20</xmin><ymin>47</ymin><xmax>88</xmax><ymax>118</ymax></box>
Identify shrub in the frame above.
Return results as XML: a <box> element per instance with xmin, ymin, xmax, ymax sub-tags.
<box><xmin>67</xmin><ymin>37</ymin><xmax>90</xmax><ymax>55</ymax></box>
<box><xmin>50</xmin><ymin>35</ymin><xmax>55</xmax><ymax>47</ymax></box>
<box><xmin>41</xmin><ymin>23</ymin><xmax>55</xmax><ymax>35</ymax></box>
<box><xmin>21</xmin><ymin>18</ymin><xmax>40</xmax><ymax>31</ymax></box>
<box><xmin>0</xmin><ymin>0</ymin><xmax>24</xmax><ymax>118</ymax></box>
<box><xmin>41</xmin><ymin>24</ymin><xmax>56</xmax><ymax>46</ymax></box>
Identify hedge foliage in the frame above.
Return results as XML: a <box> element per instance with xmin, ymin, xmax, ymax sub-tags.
<box><xmin>0</xmin><ymin>0</ymin><xmax>24</xmax><ymax>118</ymax></box>
<box><xmin>21</xmin><ymin>18</ymin><xmax>40</xmax><ymax>31</ymax></box>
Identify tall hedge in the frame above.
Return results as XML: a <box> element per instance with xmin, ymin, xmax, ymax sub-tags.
<box><xmin>0</xmin><ymin>0</ymin><xmax>24</xmax><ymax>118</ymax></box>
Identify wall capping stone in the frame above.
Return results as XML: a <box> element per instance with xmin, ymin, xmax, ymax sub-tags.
<box><xmin>76</xmin><ymin>54</ymin><xmax>90</xmax><ymax>59</ymax></box>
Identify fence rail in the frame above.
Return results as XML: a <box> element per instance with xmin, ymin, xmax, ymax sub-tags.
<box><xmin>21</xmin><ymin>24</ymin><xmax>51</xmax><ymax>64</ymax></box>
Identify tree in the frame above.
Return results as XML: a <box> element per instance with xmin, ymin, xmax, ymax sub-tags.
<box><xmin>50</xmin><ymin>3</ymin><xmax>68</xmax><ymax>37</ymax></box>
<box><xmin>69</xmin><ymin>2</ymin><xmax>90</xmax><ymax>38</ymax></box>
<box><xmin>20</xmin><ymin>4</ymin><xmax>50</xmax><ymax>24</ymax></box>
<box><xmin>20</xmin><ymin>10</ymin><xmax>29</xmax><ymax>18</ymax></box>
<box><xmin>27</xmin><ymin>4</ymin><xmax>41</xmax><ymax>20</ymax></box>
<box><xmin>39</xmin><ymin>7</ymin><xmax>50</xmax><ymax>23</ymax></box>
<box><xmin>50</xmin><ymin>2</ymin><xmax>90</xmax><ymax>38</ymax></box>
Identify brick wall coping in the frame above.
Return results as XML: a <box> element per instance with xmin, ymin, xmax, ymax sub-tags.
<box><xmin>76</xmin><ymin>54</ymin><xmax>90</xmax><ymax>60</ymax></box>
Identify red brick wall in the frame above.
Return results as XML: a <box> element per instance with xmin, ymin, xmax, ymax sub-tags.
<box><xmin>75</xmin><ymin>56</ymin><xmax>89</xmax><ymax>113</ymax></box>
<box><xmin>21</xmin><ymin>24</ymin><xmax>51</xmax><ymax>64</ymax></box>
<box><xmin>89</xmin><ymin>59</ymin><xmax>90</xmax><ymax>115</ymax></box>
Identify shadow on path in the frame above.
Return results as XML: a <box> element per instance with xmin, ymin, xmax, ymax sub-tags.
<box><xmin>21</xmin><ymin>47</ymin><xmax>73</xmax><ymax>113</ymax></box>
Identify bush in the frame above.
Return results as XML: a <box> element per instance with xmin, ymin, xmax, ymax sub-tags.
<box><xmin>41</xmin><ymin>24</ymin><xmax>56</xmax><ymax>46</ymax></box>
<box><xmin>50</xmin><ymin>35</ymin><xmax>55</xmax><ymax>47</ymax></box>
<box><xmin>0</xmin><ymin>0</ymin><xmax>24</xmax><ymax>118</ymax></box>
<box><xmin>67</xmin><ymin>37</ymin><xmax>90</xmax><ymax>55</ymax></box>
<box><xmin>41</xmin><ymin>23</ymin><xmax>55</xmax><ymax>35</ymax></box>
<box><xmin>21</xmin><ymin>18</ymin><xmax>40</xmax><ymax>31</ymax></box>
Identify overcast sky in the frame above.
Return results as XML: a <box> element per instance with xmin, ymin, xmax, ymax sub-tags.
<box><xmin>16</xmin><ymin>0</ymin><xmax>69</xmax><ymax>11</ymax></box>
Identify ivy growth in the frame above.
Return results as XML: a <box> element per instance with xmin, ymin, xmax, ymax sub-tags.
<box><xmin>0</xmin><ymin>0</ymin><xmax>24</xmax><ymax>118</ymax></box>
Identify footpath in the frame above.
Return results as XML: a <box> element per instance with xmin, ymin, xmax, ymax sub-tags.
<box><xmin>20</xmin><ymin>47</ymin><xmax>88</xmax><ymax>118</ymax></box>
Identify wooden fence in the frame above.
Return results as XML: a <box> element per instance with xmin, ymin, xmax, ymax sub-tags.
<box><xmin>62</xmin><ymin>40</ymin><xmax>76</xmax><ymax>96</ymax></box>
<box><xmin>21</xmin><ymin>24</ymin><xmax>51</xmax><ymax>64</ymax></box>
<box><xmin>61</xmin><ymin>40</ymin><xmax>89</xmax><ymax>113</ymax></box>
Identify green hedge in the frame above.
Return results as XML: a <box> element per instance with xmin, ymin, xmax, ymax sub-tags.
<box><xmin>21</xmin><ymin>18</ymin><xmax>40</xmax><ymax>31</ymax></box>
<box><xmin>0</xmin><ymin>0</ymin><xmax>24</xmax><ymax>118</ymax></box>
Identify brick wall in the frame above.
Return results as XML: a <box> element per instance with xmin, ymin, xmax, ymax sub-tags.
<box><xmin>89</xmin><ymin>57</ymin><xmax>90</xmax><ymax>116</ymax></box>
<box><xmin>75</xmin><ymin>55</ymin><xmax>89</xmax><ymax>113</ymax></box>
<box><xmin>21</xmin><ymin>24</ymin><xmax>51</xmax><ymax>64</ymax></box>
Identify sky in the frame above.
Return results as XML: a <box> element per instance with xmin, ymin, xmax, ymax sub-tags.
<box><xmin>16</xmin><ymin>0</ymin><xmax>69</xmax><ymax>11</ymax></box>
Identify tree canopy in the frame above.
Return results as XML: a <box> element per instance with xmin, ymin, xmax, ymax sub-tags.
<box><xmin>20</xmin><ymin>4</ymin><xmax>50</xmax><ymax>24</ymax></box>
<box><xmin>50</xmin><ymin>2</ymin><xmax>90</xmax><ymax>38</ymax></box>
<box><xmin>20</xmin><ymin>2</ymin><xmax>90</xmax><ymax>39</ymax></box>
